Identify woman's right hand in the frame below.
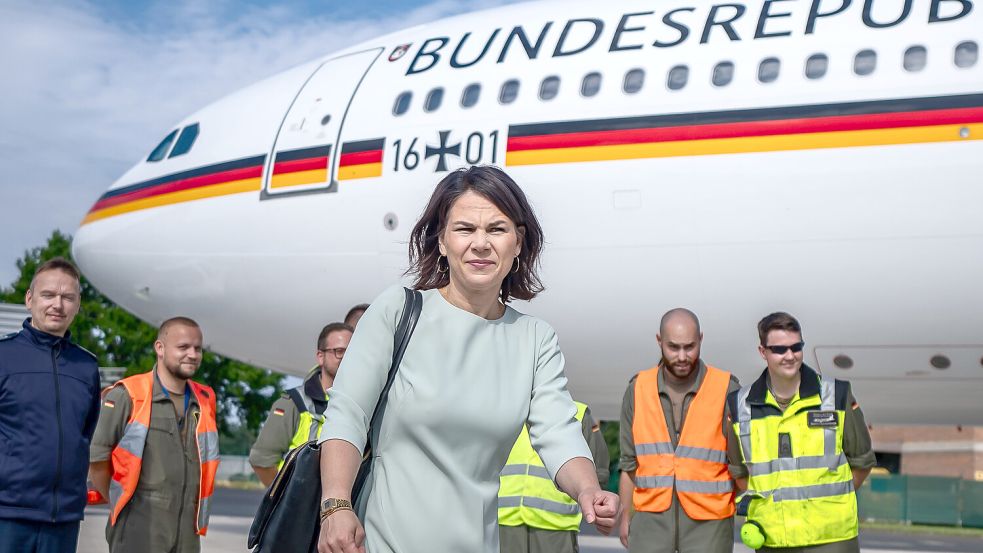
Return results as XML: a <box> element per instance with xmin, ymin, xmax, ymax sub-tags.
<box><xmin>317</xmin><ymin>509</ymin><xmax>366</xmax><ymax>553</ymax></box>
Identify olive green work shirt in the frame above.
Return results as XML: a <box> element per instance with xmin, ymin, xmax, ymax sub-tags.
<box><xmin>90</xmin><ymin>372</ymin><xmax>203</xmax><ymax>553</ymax></box>
<box><xmin>619</xmin><ymin>361</ymin><xmax>742</xmax><ymax>553</ymax></box>
<box><xmin>248</xmin><ymin>370</ymin><xmax>327</xmax><ymax>468</ymax></box>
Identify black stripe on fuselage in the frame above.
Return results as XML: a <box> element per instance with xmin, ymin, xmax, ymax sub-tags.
<box><xmin>508</xmin><ymin>93</ymin><xmax>983</xmax><ymax>137</ymax></box>
<box><xmin>100</xmin><ymin>155</ymin><xmax>266</xmax><ymax>200</ymax></box>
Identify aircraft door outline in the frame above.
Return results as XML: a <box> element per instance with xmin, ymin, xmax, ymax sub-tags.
<box><xmin>261</xmin><ymin>47</ymin><xmax>383</xmax><ymax>200</ymax></box>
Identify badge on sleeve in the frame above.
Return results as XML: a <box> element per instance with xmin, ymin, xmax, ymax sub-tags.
<box><xmin>807</xmin><ymin>410</ymin><xmax>838</xmax><ymax>427</ymax></box>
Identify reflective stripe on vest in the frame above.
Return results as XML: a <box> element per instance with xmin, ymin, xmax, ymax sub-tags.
<box><xmin>108</xmin><ymin>371</ymin><xmax>219</xmax><ymax>536</ymax></box>
<box><xmin>277</xmin><ymin>389</ymin><xmax>326</xmax><ymax>471</ymax></box>
<box><xmin>632</xmin><ymin>365</ymin><xmax>735</xmax><ymax>520</ymax></box>
<box><xmin>734</xmin><ymin>375</ymin><xmax>857</xmax><ymax>547</ymax></box>
<box><xmin>497</xmin><ymin>402</ymin><xmax>588</xmax><ymax>532</ymax></box>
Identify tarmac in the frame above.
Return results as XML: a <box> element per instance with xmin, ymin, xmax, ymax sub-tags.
<box><xmin>77</xmin><ymin>487</ymin><xmax>983</xmax><ymax>553</ymax></box>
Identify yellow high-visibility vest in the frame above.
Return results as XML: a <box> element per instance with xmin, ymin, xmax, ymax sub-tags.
<box><xmin>498</xmin><ymin>402</ymin><xmax>589</xmax><ymax>532</ymax></box>
<box><xmin>733</xmin><ymin>369</ymin><xmax>857</xmax><ymax>548</ymax></box>
<box><xmin>277</xmin><ymin>386</ymin><xmax>327</xmax><ymax>470</ymax></box>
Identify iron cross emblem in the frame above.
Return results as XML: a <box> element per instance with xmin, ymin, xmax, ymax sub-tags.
<box><xmin>425</xmin><ymin>130</ymin><xmax>461</xmax><ymax>172</ymax></box>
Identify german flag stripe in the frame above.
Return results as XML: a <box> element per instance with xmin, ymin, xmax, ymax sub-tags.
<box><xmin>506</xmin><ymin>93</ymin><xmax>983</xmax><ymax>166</ymax></box>
<box><xmin>272</xmin><ymin>157</ymin><xmax>329</xmax><ymax>175</ymax></box>
<box><xmin>270</xmin><ymin>168</ymin><xmax>329</xmax><ymax>189</ymax></box>
<box><xmin>83</xmin><ymin>176</ymin><xmax>261</xmax><ymax>224</ymax></box>
<box><xmin>338</xmin><ymin>138</ymin><xmax>384</xmax><ymax>180</ymax></box>
<box><xmin>87</xmin><ymin>155</ymin><xmax>265</xmax><ymax>215</ymax></box>
<box><xmin>341</xmin><ymin>138</ymin><xmax>385</xmax><ymax>154</ymax></box>
<box><xmin>274</xmin><ymin>144</ymin><xmax>331</xmax><ymax>163</ymax></box>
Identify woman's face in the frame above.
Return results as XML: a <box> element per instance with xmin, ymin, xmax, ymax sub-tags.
<box><xmin>439</xmin><ymin>190</ymin><xmax>522</xmax><ymax>298</ymax></box>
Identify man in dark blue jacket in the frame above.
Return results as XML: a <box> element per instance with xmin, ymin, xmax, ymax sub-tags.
<box><xmin>0</xmin><ymin>258</ymin><xmax>101</xmax><ymax>553</ymax></box>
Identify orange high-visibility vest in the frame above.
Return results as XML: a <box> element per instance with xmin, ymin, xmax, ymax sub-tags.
<box><xmin>632</xmin><ymin>365</ymin><xmax>735</xmax><ymax>520</ymax></box>
<box><xmin>107</xmin><ymin>371</ymin><xmax>219</xmax><ymax>535</ymax></box>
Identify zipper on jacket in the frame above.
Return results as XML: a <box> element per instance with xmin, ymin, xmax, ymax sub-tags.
<box><xmin>51</xmin><ymin>345</ymin><xmax>64</xmax><ymax>521</ymax></box>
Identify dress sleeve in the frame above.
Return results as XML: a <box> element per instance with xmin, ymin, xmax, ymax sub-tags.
<box><xmin>526</xmin><ymin>323</ymin><xmax>592</xmax><ymax>481</ymax></box>
<box><xmin>318</xmin><ymin>285</ymin><xmax>403</xmax><ymax>451</ymax></box>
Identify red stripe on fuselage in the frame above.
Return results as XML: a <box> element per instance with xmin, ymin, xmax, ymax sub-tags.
<box><xmin>339</xmin><ymin>150</ymin><xmax>383</xmax><ymax>167</ymax></box>
<box><xmin>272</xmin><ymin>157</ymin><xmax>328</xmax><ymax>175</ymax></box>
<box><xmin>506</xmin><ymin>106</ymin><xmax>983</xmax><ymax>151</ymax></box>
<box><xmin>91</xmin><ymin>165</ymin><xmax>263</xmax><ymax>211</ymax></box>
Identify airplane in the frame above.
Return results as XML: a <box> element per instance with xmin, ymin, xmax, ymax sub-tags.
<box><xmin>72</xmin><ymin>0</ymin><xmax>983</xmax><ymax>424</ymax></box>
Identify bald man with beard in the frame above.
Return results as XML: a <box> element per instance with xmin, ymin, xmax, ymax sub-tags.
<box><xmin>617</xmin><ymin>309</ymin><xmax>741</xmax><ymax>553</ymax></box>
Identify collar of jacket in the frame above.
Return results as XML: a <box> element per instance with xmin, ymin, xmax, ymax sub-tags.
<box><xmin>745</xmin><ymin>364</ymin><xmax>821</xmax><ymax>405</ymax></box>
<box><xmin>303</xmin><ymin>367</ymin><xmax>328</xmax><ymax>408</ymax></box>
<box><xmin>21</xmin><ymin>317</ymin><xmax>71</xmax><ymax>350</ymax></box>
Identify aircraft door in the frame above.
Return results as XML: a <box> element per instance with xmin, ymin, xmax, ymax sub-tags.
<box><xmin>262</xmin><ymin>48</ymin><xmax>382</xmax><ymax>198</ymax></box>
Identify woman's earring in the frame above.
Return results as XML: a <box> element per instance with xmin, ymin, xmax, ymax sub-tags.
<box><xmin>512</xmin><ymin>257</ymin><xmax>520</xmax><ymax>274</ymax></box>
<box><xmin>437</xmin><ymin>254</ymin><xmax>449</xmax><ymax>274</ymax></box>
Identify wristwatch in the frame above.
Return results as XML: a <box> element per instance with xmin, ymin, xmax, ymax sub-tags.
<box><xmin>320</xmin><ymin>498</ymin><xmax>354</xmax><ymax>520</ymax></box>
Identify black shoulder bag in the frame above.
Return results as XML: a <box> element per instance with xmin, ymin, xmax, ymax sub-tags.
<box><xmin>248</xmin><ymin>287</ymin><xmax>423</xmax><ymax>553</ymax></box>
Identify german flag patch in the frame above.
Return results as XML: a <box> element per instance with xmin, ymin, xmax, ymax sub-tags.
<box><xmin>103</xmin><ymin>400</ymin><xmax>115</xmax><ymax>408</ymax></box>
<box><xmin>273</xmin><ymin>408</ymin><xmax>285</xmax><ymax>416</ymax></box>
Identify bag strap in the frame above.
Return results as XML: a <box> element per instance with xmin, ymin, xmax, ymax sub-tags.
<box><xmin>365</xmin><ymin>287</ymin><xmax>422</xmax><ymax>451</ymax></box>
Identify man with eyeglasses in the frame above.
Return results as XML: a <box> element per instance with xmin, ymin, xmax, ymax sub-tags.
<box><xmin>250</xmin><ymin>322</ymin><xmax>353</xmax><ymax>487</ymax></box>
<box><xmin>726</xmin><ymin>312</ymin><xmax>875</xmax><ymax>552</ymax></box>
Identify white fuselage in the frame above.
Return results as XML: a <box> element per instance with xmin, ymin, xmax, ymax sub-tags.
<box><xmin>73</xmin><ymin>0</ymin><xmax>983</xmax><ymax>423</ymax></box>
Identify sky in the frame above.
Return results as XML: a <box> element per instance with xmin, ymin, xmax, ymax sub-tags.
<box><xmin>0</xmin><ymin>0</ymin><xmax>523</xmax><ymax>288</ymax></box>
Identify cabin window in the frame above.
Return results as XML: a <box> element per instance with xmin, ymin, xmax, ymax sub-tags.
<box><xmin>667</xmin><ymin>65</ymin><xmax>688</xmax><ymax>90</ymax></box>
<box><xmin>955</xmin><ymin>41</ymin><xmax>978</xmax><ymax>68</ymax></box>
<box><xmin>903</xmin><ymin>46</ymin><xmax>927</xmax><ymax>72</ymax></box>
<box><xmin>424</xmin><ymin>88</ymin><xmax>444</xmax><ymax>112</ymax></box>
<box><xmin>581</xmin><ymin>72</ymin><xmax>601</xmax><ymax>97</ymax></box>
<box><xmin>147</xmin><ymin>129</ymin><xmax>178</xmax><ymax>162</ymax></box>
<box><xmin>758</xmin><ymin>58</ymin><xmax>780</xmax><ymax>83</ymax></box>
<box><xmin>712</xmin><ymin>61</ymin><xmax>734</xmax><ymax>87</ymax></box>
<box><xmin>499</xmin><ymin>79</ymin><xmax>520</xmax><ymax>104</ymax></box>
<box><xmin>539</xmin><ymin>76</ymin><xmax>560</xmax><ymax>100</ymax></box>
<box><xmin>461</xmin><ymin>83</ymin><xmax>481</xmax><ymax>108</ymax></box>
<box><xmin>805</xmin><ymin>54</ymin><xmax>828</xmax><ymax>79</ymax></box>
<box><xmin>393</xmin><ymin>92</ymin><xmax>412</xmax><ymax>116</ymax></box>
<box><xmin>168</xmin><ymin>123</ymin><xmax>199</xmax><ymax>158</ymax></box>
<box><xmin>623</xmin><ymin>69</ymin><xmax>644</xmax><ymax>94</ymax></box>
<box><xmin>854</xmin><ymin>49</ymin><xmax>876</xmax><ymax>76</ymax></box>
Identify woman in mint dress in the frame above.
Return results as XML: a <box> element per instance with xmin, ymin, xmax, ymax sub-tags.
<box><xmin>316</xmin><ymin>166</ymin><xmax>618</xmax><ymax>553</ymax></box>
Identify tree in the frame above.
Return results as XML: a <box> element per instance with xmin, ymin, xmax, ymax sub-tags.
<box><xmin>1</xmin><ymin>230</ymin><xmax>284</xmax><ymax>449</ymax></box>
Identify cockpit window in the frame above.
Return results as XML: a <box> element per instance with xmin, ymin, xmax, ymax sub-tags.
<box><xmin>147</xmin><ymin>129</ymin><xmax>178</xmax><ymax>162</ymax></box>
<box><xmin>168</xmin><ymin>123</ymin><xmax>199</xmax><ymax>158</ymax></box>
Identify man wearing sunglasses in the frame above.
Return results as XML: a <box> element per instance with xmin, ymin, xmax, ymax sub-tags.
<box><xmin>250</xmin><ymin>322</ymin><xmax>353</xmax><ymax>487</ymax></box>
<box><xmin>727</xmin><ymin>312</ymin><xmax>875</xmax><ymax>552</ymax></box>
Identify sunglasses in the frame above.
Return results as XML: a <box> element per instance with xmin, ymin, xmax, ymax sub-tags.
<box><xmin>763</xmin><ymin>342</ymin><xmax>805</xmax><ymax>355</ymax></box>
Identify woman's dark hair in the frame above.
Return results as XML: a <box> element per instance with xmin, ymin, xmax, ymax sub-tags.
<box><xmin>407</xmin><ymin>166</ymin><xmax>544</xmax><ymax>302</ymax></box>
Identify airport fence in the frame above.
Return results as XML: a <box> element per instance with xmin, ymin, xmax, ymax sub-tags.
<box><xmin>858</xmin><ymin>474</ymin><xmax>983</xmax><ymax>528</ymax></box>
